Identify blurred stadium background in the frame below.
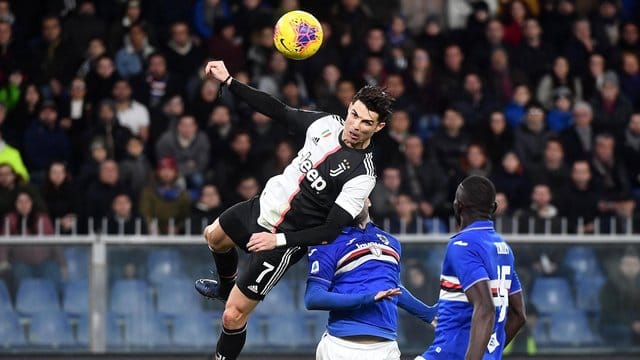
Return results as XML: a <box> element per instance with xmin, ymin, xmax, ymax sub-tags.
<box><xmin>0</xmin><ymin>0</ymin><xmax>639</xmax><ymax>359</ymax></box>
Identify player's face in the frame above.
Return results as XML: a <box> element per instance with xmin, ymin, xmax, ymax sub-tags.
<box><xmin>342</xmin><ymin>100</ymin><xmax>385</xmax><ymax>149</ymax></box>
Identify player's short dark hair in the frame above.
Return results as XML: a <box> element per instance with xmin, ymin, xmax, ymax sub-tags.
<box><xmin>352</xmin><ymin>85</ymin><xmax>394</xmax><ymax>124</ymax></box>
<box><xmin>458</xmin><ymin>175</ymin><xmax>496</xmax><ymax>216</ymax></box>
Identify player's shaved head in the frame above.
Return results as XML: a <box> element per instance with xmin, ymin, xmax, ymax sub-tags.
<box><xmin>454</xmin><ymin>176</ymin><xmax>497</xmax><ymax>225</ymax></box>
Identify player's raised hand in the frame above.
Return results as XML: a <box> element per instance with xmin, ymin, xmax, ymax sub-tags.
<box><xmin>205</xmin><ymin>60</ymin><xmax>231</xmax><ymax>85</ymax></box>
<box><xmin>374</xmin><ymin>288</ymin><xmax>402</xmax><ymax>301</ymax></box>
<box><xmin>247</xmin><ymin>232</ymin><xmax>277</xmax><ymax>252</ymax></box>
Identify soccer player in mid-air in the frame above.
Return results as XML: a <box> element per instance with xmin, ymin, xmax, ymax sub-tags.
<box><xmin>195</xmin><ymin>60</ymin><xmax>393</xmax><ymax>360</ymax></box>
<box><xmin>417</xmin><ymin>175</ymin><xmax>526</xmax><ymax>360</ymax></box>
<box><xmin>306</xmin><ymin>200</ymin><xmax>437</xmax><ymax>360</ymax></box>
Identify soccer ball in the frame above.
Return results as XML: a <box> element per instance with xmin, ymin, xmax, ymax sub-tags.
<box><xmin>273</xmin><ymin>10</ymin><xmax>323</xmax><ymax>60</ymax></box>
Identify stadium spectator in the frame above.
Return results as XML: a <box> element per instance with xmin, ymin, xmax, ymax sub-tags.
<box><xmin>492</xmin><ymin>151</ymin><xmax>531</xmax><ymax>211</ymax></box>
<box><xmin>205</xmin><ymin>103</ymin><xmax>235</xmax><ymax>166</ymax></box>
<box><xmin>565</xmin><ymin>17</ymin><xmax>609</xmax><ymax>78</ymax></box>
<box><xmin>280</xmin><ymin>77</ymin><xmax>312</xmax><ymax>109</ymax></box>
<box><xmin>108</xmin><ymin>0</ymin><xmax>155</xmax><ymax>51</ymax></box>
<box><xmin>374</xmin><ymin>109</ymin><xmax>410</xmax><ymax>169</ymax></box>
<box><xmin>75</xmin><ymin>138</ymin><xmax>108</xmax><ymax>190</ymax></box>
<box><xmin>458</xmin><ymin>143</ymin><xmax>492</xmax><ymax>180</ymax></box>
<box><xmin>477</xmin><ymin>110</ymin><xmax>515</xmax><ymax>166</ymax></box>
<box><xmin>400</xmin><ymin>135</ymin><xmax>448</xmax><ymax>219</ymax></box>
<box><xmin>164</xmin><ymin>21</ymin><xmax>205</xmax><ymax>79</ymax></box>
<box><xmin>104</xmin><ymin>192</ymin><xmax>146</xmax><ymax>235</ymax></box>
<box><xmin>487</xmin><ymin>47</ymin><xmax>528</xmax><ymax>105</ymax></box>
<box><xmin>501</xmin><ymin>0</ymin><xmax>530</xmax><ymax>47</ymax></box>
<box><xmin>617</xmin><ymin>21</ymin><xmax>640</xmax><ymax>54</ymax></box>
<box><xmin>582</xmin><ymin>53</ymin><xmax>607</xmax><ymax>101</ymax></box>
<box><xmin>463</xmin><ymin>1</ymin><xmax>490</xmax><ymax>51</ymax></box>
<box><xmin>405</xmin><ymin>47</ymin><xmax>441</xmax><ymax>123</ymax></box>
<box><xmin>438</xmin><ymin>44</ymin><xmax>466</xmax><ymax>104</ymax></box>
<box><xmin>85</xmin><ymin>55</ymin><xmax>119</xmax><ymax>106</ymax></box>
<box><xmin>23</xmin><ymin>101</ymin><xmax>70</xmax><ymax>184</ymax></box>
<box><xmin>62</xmin><ymin>0</ymin><xmax>106</xmax><ymax>61</ymax></box>
<box><xmin>514</xmin><ymin>183</ymin><xmax>561</xmax><ymax>234</ymax></box>
<box><xmin>256</xmin><ymin>51</ymin><xmax>308</xmax><ymax>99</ymax></box>
<box><xmin>561</xmin><ymin>101</ymin><xmax>597</xmax><ymax>163</ymax></box>
<box><xmin>622</xmin><ymin>113</ymin><xmax>640</xmax><ymax>202</ymax></box>
<box><xmin>40</xmin><ymin>161</ymin><xmax>79</xmax><ymax>234</ymax></box>
<box><xmin>370</xmin><ymin>166</ymin><xmax>403</xmax><ymax>222</ymax></box>
<box><xmin>149</xmin><ymin>95</ymin><xmax>185</xmax><ymax>157</ymax></box>
<box><xmin>189</xmin><ymin>183</ymin><xmax>224</xmax><ymax>235</ymax></box>
<box><xmin>214</xmin><ymin>130</ymin><xmax>256</xmax><ymax>199</ymax></box>
<box><xmin>245</xmin><ymin>25</ymin><xmax>274</xmax><ymax>79</ymax></box>
<box><xmin>156</xmin><ymin>114</ymin><xmax>210</xmax><ymax>197</ymax></box>
<box><xmin>620</xmin><ymin>52</ymin><xmax>640</xmax><ymax>109</ymax></box>
<box><xmin>590</xmin><ymin>133</ymin><xmax>635</xmax><ymax>221</ymax></box>
<box><xmin>232</xmin><ymin>175</ymin><xmax>260</xmax><ymax>204</ymax></box>
<box><xmin>546</xmin><ymin>87</ymin><xmax>574</xmax><ymax>132</ymax></box>
<box><xmin>514</xmin><ymin>103</ymin><xmax>553</xmax><ymax>168</ymax></box>
<box><xmin>139</xmin><ymin>156</ymin><xmax>190</xmax><ymax>235</ymax></box>
<box><xmin>119</xmin><ymin>135</ymin><xmax>152</xmax><ymax>198</ymax></box>
<box><xmin>313</xmin><ymin>63</ymin><xmax>341</xmax><ymax>108</ymax></box>
<box><xmin>537</xmin><ymin>55</ymin><xmax>582</xmax><ymax>110</ymax></box>
<box><xmin>388</xmin><ymin>193</ymin><xmax>430</xmax><ymax>234</ymax></box>
<box><xmin>76</xmin><ymin>37</ymin><xmax>107</xmax><ymax>78</ymax></box>
<box><xmin>114</xmin><ymin>22</ymin><xmax>155</xmax><ymax>79</ymax></box>
<box><xmin>319</xmin><ymin>78</ymin><xmax>355</xmax><ymax>119</ymax></box>
<box><xmin>61</xmin><ymin>78</ymin><xmax>92</xmax><ymax>169</ymax></box>
<box><xmin>192</xmin><ymin>0</ymin><xmax>231</xmax><ymax>41</ymax></box>
<box><xmin>29</xmin><ymin>15</ymin><xmax>77</xmax><ymax>85</ymax></box>
<box><xmin>600</xmin><ymin>249</ymin><xmax>640</xmax><ymax>345</ymax></box>
<box><xmin>0</xmin><ymin>69</ymin><xmax>22</xmax><ymax>113</ymax></box>
<box><xmin>0</xmin><ymin>18</ymin><xmax>25</xmax><ymax>82</ymax></box>
<box><xmin>5</xmin><ymin>83</ymin><xmax>41</xmax><ymax>151</ymax></box>
<box><xmin>0</xmin><ymin>116</ymin><xmax>28</xmax><ymax>183</ymax></box>
<box><xmin>361</xmin><ymin>54</ymin><xmax>387</xmax><ymax>87</ymax></box>
<box><xmin>503</xmin><ymin>83</ymin><xmax>531</xmax><ymax>128</ymax></box>
<box><xmin>591</xmin><ymin>71</ymin><xmax>634</xmax><ymax>136</ymax></box>
<box><xmin>454</xmin><ymin>72</ymin><xmax>500</xmax><ymax>131</ymax></box>
<box><xmin>131</xmin><ymin>52</ymin><xmax>182</xmax><ymax>108</ymax></box>
<box><xmin>514</xmin><ymin>17</ymin><xmax>554</xmax><ymax>86</ymax></box>
<box><xmin>431</xmin><ymin>107</ymin><xmax>470</xmax><ymax>177</ymax></box>
<box><xmin>591</xmin><ymin>0</ymin><xmax>621</xmax><ymax>49</ymax></box>
<box><xmin>84</xmin><ymin>159</ymin><xmax>127</xmax><ymax>228</ymax></box>
<box><xmin>87</xmin><ymin>99</ymin><xmax>132</xmax><ymax>161</ymax></box>
<box><xmin>0</xmin><ymin>191</ymin><xmax>67</xmax><ymax>283</ymax></box>
<box><xmin>527</xmin><ymin>138</ymin><xmax>570</xmax><ymax>196</ymax></box>
<box><xmin>113</xmin><ymin>79</ymin><xmax>150</xmax><ymax>141</ymax></box>
<box><xmin>470</xmin><ymin>19</ymin><xmax>509</xmax><ymax>71</ymax></box>
<box><xmin>259</xmin><ymin>139</ymin><xmax>294</xmax><ymax>186</ymax></box>
<box><xmin>247</xmin><ymin>109</ymin><xmax>286</xmax><ymax>161</ymax></box>
<box><xmin>191</xmin><ymin>78</ymin><xmax>221</xmax><ymax>128</ymax></box>
<box><xmin>558</xmin><ymin>160</ymin><xmax>601</xmax><ymax>233</ymax></box>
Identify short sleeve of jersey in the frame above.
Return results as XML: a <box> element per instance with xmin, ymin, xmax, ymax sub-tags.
<box><xmin>510</xmin><ymin>268</ymin><xmax>522</xmax><ymax>294</ymax></box>
<box><xmin>447</xmin><ymin>240</ymin><xmax>490</xmax><ymax>292</ymax></box>
<box><xmin>335</xmin><ymin>174</ymin><xmax>376</xmax><ymax>218</ymax></box>
<box><xmin>307</xmin><ymin>245</ymin><xmax>337</xmax><ymax>285</ymax></box>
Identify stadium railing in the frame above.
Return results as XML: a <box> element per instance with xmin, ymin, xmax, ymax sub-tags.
<box><xmin>0</xmin><ymin>216</ymin><xmax>639</xmax><ymax>357</ymax></box>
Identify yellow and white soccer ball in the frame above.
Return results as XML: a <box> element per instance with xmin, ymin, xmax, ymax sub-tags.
<box><xmin>273</xmin><ymin>10</ymin><xmax>323</xmax><ymax>60</ymax></box>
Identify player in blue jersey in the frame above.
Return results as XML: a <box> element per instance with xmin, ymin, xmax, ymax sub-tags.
<box><xmin>305</xmin><ymin>201</ymin><xmax>437</xmax><ymax>360</ymax></box>
<box><xmin>418</xmin><ymin>175</ymin><xmax>526</xmax><ymax>360</ymax></box>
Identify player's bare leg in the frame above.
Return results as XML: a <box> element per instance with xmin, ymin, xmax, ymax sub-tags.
<box><xmin>195</xmin><ymin>218</ymin><xmax>238</xmax><ymax>301</ymax></box>
<box><xmin>215</xmin><ymin>284</ymin><xmax>259</xmax><ymax>360</ymax></box>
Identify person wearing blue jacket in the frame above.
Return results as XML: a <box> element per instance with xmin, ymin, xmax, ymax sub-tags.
<box><xmin>305</xmin><ymin>200</ymin><xmax>437</xmax><ymax>360</ymax></box>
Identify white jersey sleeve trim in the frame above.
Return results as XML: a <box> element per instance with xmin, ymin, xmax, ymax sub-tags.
<box><xmin>334</xmin><ymin>174</ymin><xmax>376</xmax><ymax>218</ymax></box>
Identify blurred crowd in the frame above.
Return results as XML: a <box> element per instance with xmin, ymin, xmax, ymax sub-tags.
<box><xmin>0</xmin><ymin>0</ymin><xmax>639</xmax><ymax>237</ymax></box>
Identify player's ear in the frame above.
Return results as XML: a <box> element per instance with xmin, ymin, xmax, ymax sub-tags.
<box><xmin>491</xmin><ymin>201</ymin><xmax>498</xmax><ymax>215</ymax></box>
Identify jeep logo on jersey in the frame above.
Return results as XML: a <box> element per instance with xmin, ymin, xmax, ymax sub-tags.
<box><xmin>298</xmin><ymin>152</ymin><xmax>327</xmax><ymax>191</ymax></box>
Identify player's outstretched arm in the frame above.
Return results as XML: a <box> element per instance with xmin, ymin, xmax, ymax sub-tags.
<box><xmin>464</xmin><ymin>280</ymin><xmax>496</xmax><ymax>360</ymax></box>
<box><xmin>205</xmin><ymin>60</ymin><xmax>326</xmax><ymax>135</ymax></box>
<box><xmin>504</xmin><ymin>291</ymin><xmax>526</xmax><ymax>346</ymax></box>
<box><xmin>397</xmin><ymin>284</ymin><xmax>438</xmax><ymax>324</ymax></box>
<box><xmin>305</xmin><ymin>279</ymin><xmax>400</xmax><ymax>311</ymax></box>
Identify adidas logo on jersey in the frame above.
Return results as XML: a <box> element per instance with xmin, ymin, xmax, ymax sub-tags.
<box><xmin>248</xmin><ymin>285</ymin><xmax>258</xmax><ymax>293</ymax></box>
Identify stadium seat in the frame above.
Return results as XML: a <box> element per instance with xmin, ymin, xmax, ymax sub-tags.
<box><xmin>28</xmin><ymin>311</ymin><xmax>76</xmax><ymax>347</ymax></box>
<box><xmin>76</xmin><ymin>314</ymin><xmax>126</xmax><ymax>348</ymax></box>
<box><xmin>63</xmin><ymin>279</ymin><xmax>89</xmax><ymax>316</ymax></box>
<box><xmin>172</xmin><ymin>311</ymin><xmax>218</xmax><ymax>348</ymax></box>
<box><xmin>124</xmin><ymin>310</ymin><xmax>171</xmax><ymax>347</ymax></box>
<box><xmin>156</xmin><ymin>277</ymin><xmax>202</xmax><ymax>316</ymax></box>
<box><xmin>16</xmin><ymin>278</ymin><xmax>60</xmax><ymax>315</ymax></box>
<box><xmin>265</xmin><ymin>313</ymin><xmax>313</xmax><ymax>347</ymax></box>
<box><xmin>0</xmin><ymin>309</ymin><xmax>26</xmax><ymax>347</ymax></box>
<box><xmin>530</xmin><ymin>277</ymin><xmax>574</xmax><ymax>314</ymax></box>
<box><xmin>109</xmin><ymin>279</ymin><xmax>151</xmax><ymax>316</ymax></box>
<box><xmin>254</xmin><ymin>280</ymin><xmax>295</xmax><ymax>316</ymax></box>
<box><xmin>548</xmin><ymin>310</ymin><xmax>600</xmax><ymax>346</ymax></box>
<box><xmin>64</xmin><ymin>247</ymin><xmax>89</xmax><ymax>281</ymax></box>
<box><xmin>574</xmin><ymin>275</ymin><xmax>606</xmax><ymax>313</ymax></box>
<box><xmin>244</xmin><ymin>315</ymin><xmax>267</xmax><ymax>350</ymax></box>
<box><xmin>304</xmin><ymin>311</ymin><xmax>327</xmax><ymax>342</ymax></box>
<box><xmin>147</xmin><ymin>249</ymin><xmax>185</xmax><ymax>284</ymax></box>
<box><xmin>562</xmin><ymin>246</ymin><xmax>603</xmax><ymax>278</ymax></box>
<box><xmin>0</xmin><ymin>279</ymin><xmax>12</xmax><ymax>311</ymax></box>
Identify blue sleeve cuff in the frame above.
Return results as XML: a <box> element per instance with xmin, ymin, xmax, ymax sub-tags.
<box><xmin>397</xmin><ymin>285</ymin><xmax>438</xmax><ymax>323</ymax></box>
